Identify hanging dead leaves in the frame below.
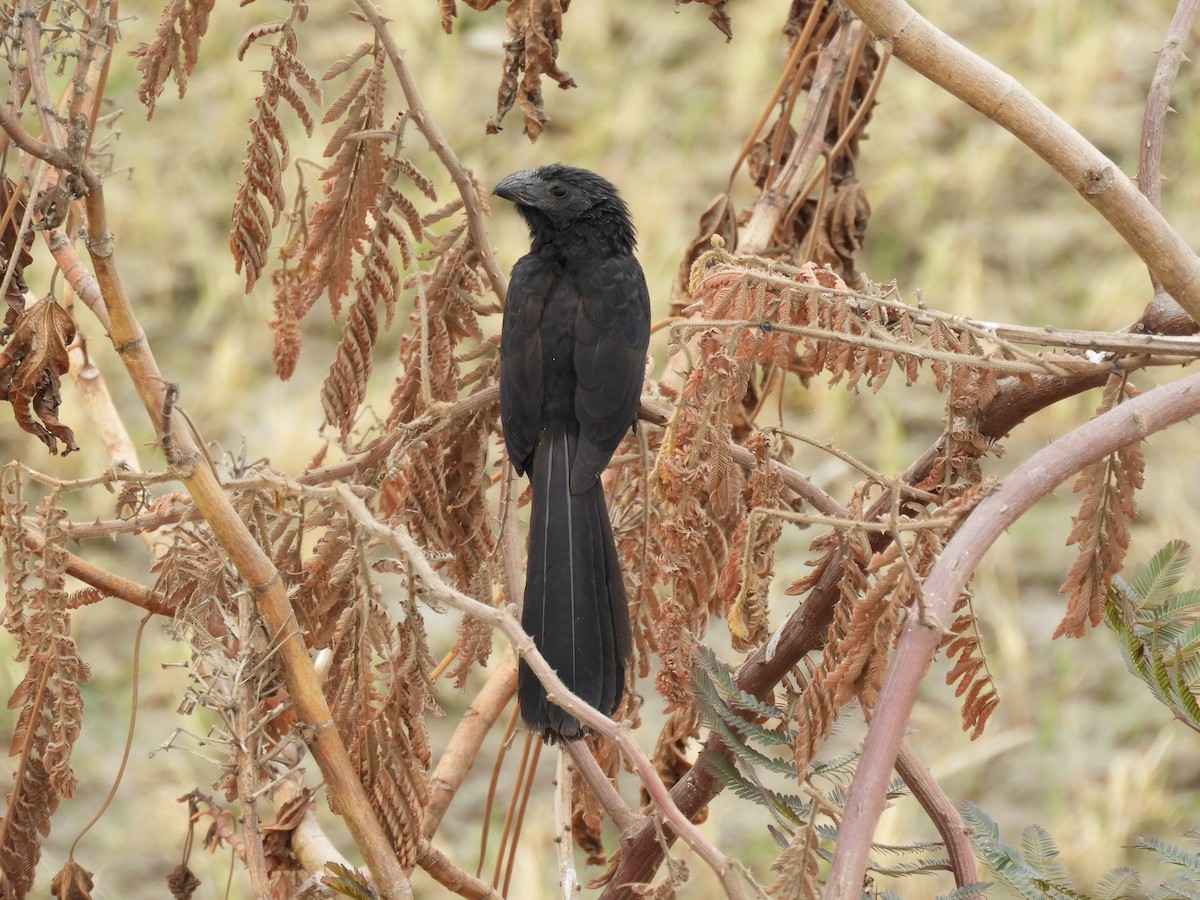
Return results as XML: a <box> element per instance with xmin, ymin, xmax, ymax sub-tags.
<box><xmin>0</xmin><ymin>177</ymin><xmax>78</xmax><ymax>455</ymax></box>
<box><xmin>0</xmin><ymin>296</ymin><xmax>79</xmax><ymax>456</ymax></box>
<box><xmin>489</xmin><ymin>0</ymin><xmax>576</xmax><ymax>139</ymax></box>
<box><xmin>130</xmin><ymin>0</ymin><xmax>219</xmax><ymax>118</ymax></box>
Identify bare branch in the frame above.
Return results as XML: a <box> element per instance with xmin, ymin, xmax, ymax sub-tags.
<box><xmin>1137</xmin><ymin>0</ymin><xmax>1200</xmax><ymax>333</ymax></box>
<box><xmin>894</xmin><ymin>741</ymin><xmax>978</xmax><ymax>889</ymax></box>
<box><xmin>842</xmin><ymin>0</ymin><xmax>1200</xmax><ymax>325</ymax></box>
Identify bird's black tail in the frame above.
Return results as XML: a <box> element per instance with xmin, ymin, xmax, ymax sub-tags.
<box><xmin>518</xmin><ymin>427</ymin><xmax>631</xmax><ymax>742</ymax></box>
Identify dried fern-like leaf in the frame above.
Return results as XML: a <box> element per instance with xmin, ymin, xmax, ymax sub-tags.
<box><xmin>293</xmin><ymin>45</ymin><xmax>387</xmax><ymax>321</ymax></box>
<box><xmin>718</xmin><ymin>433</ymin><xmax>786</xmax><ymax>651</ymax></box>
<box><xmin>373</xmin><ymin>215</ymin><xmax>498</xmax><ymax>680</ymax></box>
<box><xmin>319</xmin><ymin>152</ymin><xmax>436</xmax><ymax>438</ymax></box>
<box><xmin>0</xmin><ymin>176</ymin><xmax>34</xmax><ymax>312</ymax></box>
<box><xmin>765</xmin><ymin>814</ymin><xmax>822</xmax><ymax>900</ymax></box>
<box><xmin>941</xmin><ymin>592</ymin><xmax>999</xmax><ymax>739</ymax></box>
<box><xmin>488</xmin><ymin>0</ymin><xmax>576</xmax><ymax>140</ymax></box>
<box><xmin>793</xmin><ymin>484</ymin><xmax>985</xmax><ymax>766</ymax></box>
<box><xmin>231</xmin><ymin>23</ymin><xmax>322</xmax><ymax>292</ymax></box>
<box><xmin>2</xmin><ymin>468</ymin><xmax>32</xmax><ymax>645</ymax></box>
<box><xmin>1056</xmin><ymin>374</ymin><xmax>1144</xmax><ymax>639</ymax></box>
<box><xmin>130</xmin><ymin>0</ymin><xmax>217</xmax><ymax>117</ymax></box>
<box><xmin>0</xmin><ymin>296</ymin><xmax>79</xmax><ymax>455</ymax></box>
<box><xmin>1</xmin><ymin>497</ymin><xmax>90</xmax><ymax>897</ymax></box>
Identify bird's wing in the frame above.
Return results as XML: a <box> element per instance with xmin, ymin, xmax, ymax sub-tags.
<box><xmin>571</xmin><ymin>254</ymin><xmax>651</xmax><ymax>492</ymax></box>
<box><xmin>499</xmin><ymin>254</ymin><xmax>550</xmax><ymax>475</ymax></box>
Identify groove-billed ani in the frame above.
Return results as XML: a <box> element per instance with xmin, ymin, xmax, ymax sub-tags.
<box><xmin>493</xmin><ymin>164</ymin><xmax>651</xmax><ymax>742</ymax></box>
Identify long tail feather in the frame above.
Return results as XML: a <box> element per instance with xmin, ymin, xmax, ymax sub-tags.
<box><xmin>518</xmin><ymin>427</ymin><xmax>631</xmax><ymax>742</ymax></box>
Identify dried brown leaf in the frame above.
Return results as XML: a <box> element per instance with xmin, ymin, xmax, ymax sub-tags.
<box><xmin>130</xmin><ymin>0</ymin><xmax>217</xmax><ymax>117</ymax></box>
<box><xmin>49</xmin><ymin>859</ymin><xmax>95</xmax><ymax>900</ymax></box>
<box><xmin>488</xmin><ymin>0</ymin><xmax>576</xmax><ymax>140</ymax></box>
<box><xmin>1055</xmin><ymin>375</ymin><xmax>1144</xmax><ymax>639</ymax></box>
<box><xmin>0</xmin><ymin>296</ymin><xmax>78</xmax><ymax>454</ymax></box>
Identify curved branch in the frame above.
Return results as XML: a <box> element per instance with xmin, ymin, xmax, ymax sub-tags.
<box><xmin>894</xmin><ymin>742</ymin><xmax>978</xmax><ymax>888</ymax></box>
<box><xmin>841</xmin><ymin>0</ymin><xmax>1200</xmax><ymax>325</ymax></box>
<box><xmin>824</xmin><ymin>369</ymin><xmax>1200</xmax><ymax>897</ymax></box>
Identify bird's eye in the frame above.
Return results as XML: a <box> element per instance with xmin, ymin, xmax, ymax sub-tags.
<box><xmin>549</xmin><ymin>184</ymin><xmax>568</xmax><ymax>199</ymax></box>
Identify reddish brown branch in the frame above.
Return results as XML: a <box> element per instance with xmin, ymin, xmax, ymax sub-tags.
<box><xmin>825</xmin><ymin>369</ymin><xmax>1200</xmax><ymax>897</ymax></box>
<box><xmin>1137</xmin><ymin>0</ymin><xmax>1200</xmax><ymax>211</ymax></box>
<box><xmin>894</xmin><ymin>742</ymin><xmax>977</xmax><ymax>888</ymax></box>
<box><xmin>22</xmin><ymin>524</ymin><xmax>173</xmax><ymax>615</ymax></box>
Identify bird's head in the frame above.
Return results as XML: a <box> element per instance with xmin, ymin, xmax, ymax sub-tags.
<box><xmin>492</xmin><ymin>164</ymin><xmax>636</xmax><ymax>252</ymax></box>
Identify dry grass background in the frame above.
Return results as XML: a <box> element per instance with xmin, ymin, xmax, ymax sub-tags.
<box><xmin>3</xmin><ymin>0</ymin><xmax>1200</xmax><ymax>897</ymax></box>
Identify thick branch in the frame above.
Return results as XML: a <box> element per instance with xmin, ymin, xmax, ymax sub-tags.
<box><xmin>824</xmin><ymin>369</ymin><xmax>1200</xmax><ymax>897</ymax></box>
<box><xmin>841</xmin><ymin>0</ymin><xmax>1200</xmax><ymax>324</ymax></box>
<box><xmin>422</xmin><ymin>648</ymin><xmax>518</xmax><ymax>840</ymax></box>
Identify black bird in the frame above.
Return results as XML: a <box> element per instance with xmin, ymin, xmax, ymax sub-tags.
<box><xmin>493</xmin><ymin>164</ymin><xmax>651</xmax><ymax>742</ymax></box>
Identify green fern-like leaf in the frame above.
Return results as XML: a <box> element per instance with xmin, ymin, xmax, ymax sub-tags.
<box><xmin>1147</xmin><ymin>875</ymin><xmax>1200</xmax><ymax>900</ymax></box>
<box><xmin>961</xmin><ymin>802</ymin><xmax>1081</xmax><ymax>899</ymax></box>
<box><xmin>693</xmin><ymin>666</ymin><xmax>798</xmax><ymax>774</ymax></box>
<box><xmin>1093</xmin><ymin>865</ymin><xmax>1142</xmax><ymax>900</ymax></box>
<box><xmin>867</xmin><ymin>855</ymin><xmax>952</xmax><ymax>878</ymax></box>
<box><xmin>705</xmin><ymin>746</ymin><xmax>807</xmax><ymax>829</ymax></box>
<box><xmin>807</xmin><ymin>745</ymin><xmax>863</xmax><ymax>782</ymax></box>
<box><xmin>1104</xmin><ymin>542</ymin><xmax>1200</xmax><ymax>732</ymax></box>
<box><xmin>936</xmin><ymin>883</ymin><xmax>993</xmax><ymax>900</ymax></box>
<box><xmin>1130</xmin><ymin>539</ymin><xmax>1191</xmax><ymax>605</ymax></box>
<box><xmin>1020</xmin><ymin>824</ymin><xmax>1070</xmax><ymax>884</ymax></box>
<box><xmin>694</xmin><ymin>645</ymin><xmax>792</xmax><ymax>721</ymax></box>
<box><xmin>1134</xmin><ymin>835</ymin><xmax>1200</xmax><ymax>877</ymax></box>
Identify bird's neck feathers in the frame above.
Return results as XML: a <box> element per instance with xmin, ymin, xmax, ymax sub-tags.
<box><xmin>524</xmin><ymin>200</ymin><xmax>637</xmax><ymax>259</ymax></box>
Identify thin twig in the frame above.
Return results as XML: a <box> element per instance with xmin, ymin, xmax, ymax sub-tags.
<box><xmin>555</xmin><ymin>750</ymin><xmax>580</xmax><ymax>897</ymax></box>
<box><xmin>20</xmin><ymin>522</ymin><xmax>172</xmax><ymax>614</ymax></box>
<box><xmin>1137</xmin><ymin>0</ymin><xmax>1200</xmax><ymax>213</ymax></box>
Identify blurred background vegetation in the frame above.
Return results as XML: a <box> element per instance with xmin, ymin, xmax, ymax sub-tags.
<box><xmin>3</xmin><ymin>0</ymin><xmax>1199</xmax><ymax>896</ymax></box>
